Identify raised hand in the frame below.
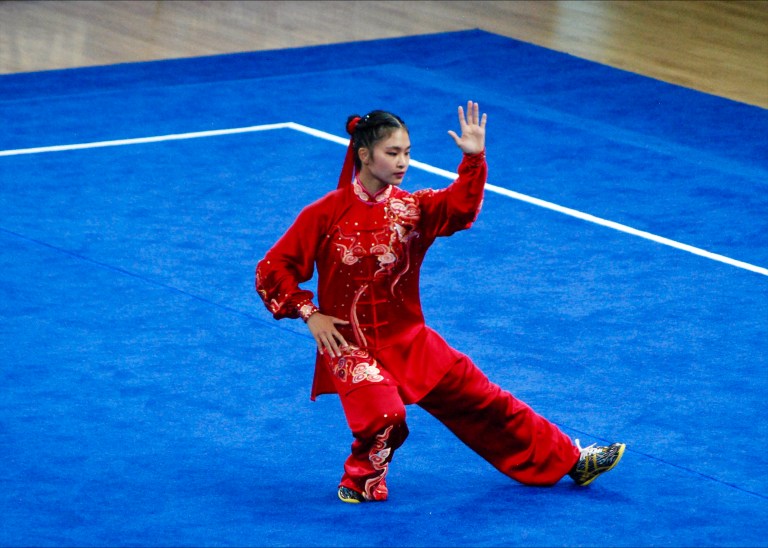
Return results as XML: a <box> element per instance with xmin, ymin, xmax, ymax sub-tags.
<box><xmin>447</xmin><ymin>100</ymin><xmax>487</xmax><ymax>155</ymax></box>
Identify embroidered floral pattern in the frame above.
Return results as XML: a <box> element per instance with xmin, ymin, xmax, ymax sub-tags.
<box><xmin>363</xmin><ymin>425</ymin><xmax>394</xmax><ymax>501</ymax></box>
<box><xmin>353</xmin><ymin>179</ymin><xmax>393</xmax><ymax>204</ymax></box>
<box><xmin>387</xmin><ymin>196</ymin><xmax>420</xmax><ymax>229</ymax></box>
<box><xmin>297</xmin><ymin>301</ymin><xmax>318</xmax><ymax>322</ymax></box>
<box><xmin>335</xmin><ymin>185</ymin><xmax>423</xmax><ymax>296</ymax></box>
<box><xmin>331</xmin><ymin>346</ymin><xmax>384</xmax><ymax>385</ymax></box>
<box><xmin>334</xmin><ymin>229</ymin><xmax>366</xmax><ymax>266</ymax></box>
<box><xmin>381</xmin><ymin>195</ymin><xmax>421</xmax><ymax>290</ymax></box>
<box><xmin>351</xmin><ymin>362</ymin><xmax>384</xmax><ymax>384</ymax></box>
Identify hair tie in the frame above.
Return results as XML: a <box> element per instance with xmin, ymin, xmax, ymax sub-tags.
<box><xmin>338</xmin><ymin>115</ymin><xmax>362</xmax><ymax>189</ymax></box>
<box><xmin>346</xmin><ymin>115</ymin><xmax>361</xmax><ymax>136</ymax></box>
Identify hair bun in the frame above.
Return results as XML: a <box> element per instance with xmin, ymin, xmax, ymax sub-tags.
<box><xmin>346</xmin><ymin>115</ymin><xmax>362</xmax><ymax>135</ymax></box>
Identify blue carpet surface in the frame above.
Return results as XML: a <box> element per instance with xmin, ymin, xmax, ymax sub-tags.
<box><xmin>1</xmin><ymin>30</ymin><xmax>766</xmax><ymax>547</ymax></box>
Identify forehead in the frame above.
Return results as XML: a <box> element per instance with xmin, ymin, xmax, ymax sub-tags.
<box><xmin>376</xmin><ymin>128</ymin><xmax>410</xmax><ymax>148</ymax></box>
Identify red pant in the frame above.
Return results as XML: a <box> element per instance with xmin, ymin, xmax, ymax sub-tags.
<box><xmin>324</xmin><ymin>347</ymin><xmax>579</xmax><ymax>500</ymax></box>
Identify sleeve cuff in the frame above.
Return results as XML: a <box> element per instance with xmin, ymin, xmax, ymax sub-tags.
<box><xmin>297</xmin><ymin>301</ymin><xmax>319</xmax><ymax>322</ymax></box>
<box><xmin>462</xmin><ymin>149</ymin><xmax>486</xmax><ymax>165</ymax></box>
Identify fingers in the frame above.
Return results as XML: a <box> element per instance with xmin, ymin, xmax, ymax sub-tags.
<box><xmin>450</xmin><ymin>101</ymin><xmax>486</xmax><ymax>153</ymax></box>
<box><xmin>458</xmin><ymin>101</ymin><xmax>483</xmax><ymax>127</ymax></box>
<box><xmin>314</xmin><ymin>331</ymin><xmax>348</xmax><ymax>358</ymax></box>
<box><xmin>317</xmin><ymin>331</ymin><xmax>348</xmax><ymax>358</ymax></box>
<box><xmin>307</xmin><ymin>314</ymin><xmax>349</xmax><ymax>357</ymax></box>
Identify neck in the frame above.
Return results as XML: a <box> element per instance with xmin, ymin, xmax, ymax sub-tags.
<box><xmin>357</xmin><ymin>173</ymin><xmax>387</xmax><ymax>196</ymax></box>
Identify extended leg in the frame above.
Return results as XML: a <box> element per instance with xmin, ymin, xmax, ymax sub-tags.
<box><xmin>418</xmin><ymin>356</ymin><xmax>580</xmax><ymax>486</ymax></box>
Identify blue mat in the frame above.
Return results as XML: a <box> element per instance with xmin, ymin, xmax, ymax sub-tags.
<box><xmin>1</xmin><ymin>30</ymin><xmax>766</xmax><ymax>547</ymax></box>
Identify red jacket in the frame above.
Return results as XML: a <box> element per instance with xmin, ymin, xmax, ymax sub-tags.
<box><xmin>256</xmin><ymin>151</ymin><xmax>487</xmax><ymax>402</ymax></box>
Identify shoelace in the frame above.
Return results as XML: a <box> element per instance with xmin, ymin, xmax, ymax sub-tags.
<box><xmin>575</xmin><ymin>439</ymin><xmax>598</xmax><ymax>456</ymax></box>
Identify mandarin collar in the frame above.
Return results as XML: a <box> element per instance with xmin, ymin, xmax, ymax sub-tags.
<box><xmin>352</xmin><ymin>177</ymin><xmax>393</xmax><ymax>204</ymax></box>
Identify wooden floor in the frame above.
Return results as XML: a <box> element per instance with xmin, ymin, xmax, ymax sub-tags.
<box><xmin>0</xmin><ymin>0</ymin><xmax>766</xmax><ymax>108</ymax></box>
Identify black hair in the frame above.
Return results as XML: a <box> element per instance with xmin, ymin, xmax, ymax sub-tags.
<box><xmin>346</xmin><ymin>111</ymin><xmax>408</xmax><ymax>171</ymax></box>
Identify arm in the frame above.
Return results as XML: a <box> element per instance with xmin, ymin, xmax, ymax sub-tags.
<box><xmin>417</xmin><ymin>101</ymin><xmax>488</xmax><ymax>237</ymax></box>
<box><xmin>255</xmin><ymin>204</ymin><xmax>320</xmax><ymax>320</ymax></box>
<box><xmin>255</xmin><ymin>199</ymin><xmax>350</xmax><ymax>356</ymax></box>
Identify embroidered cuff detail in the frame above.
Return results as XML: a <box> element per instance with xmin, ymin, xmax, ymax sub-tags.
<box><xmin>298</xmin><ymin>301</ymin><xmax>319</xmax><ymax>322</ymax></box>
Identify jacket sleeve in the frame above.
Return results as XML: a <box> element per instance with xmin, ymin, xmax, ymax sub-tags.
<box><xmin>415</xmin><ymin>150</ymin><xmax>487</xmax><ymax>239</ymax></box>
<box><xmin>255</xmin><ymin>200</ymin><xmax>326</xmax><ymax>320</ymax></box>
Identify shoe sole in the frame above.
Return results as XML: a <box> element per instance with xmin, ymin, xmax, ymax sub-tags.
<box><xmin>338</xmin><ymin>489</ymin><xmax>364</xmax><ymax>504</ymax></box>
<box><xmin>338</xmin><ymin>494</ymin><xmax>362</xmax><ymax>504</ymax></box>
<box><xmin>580</xmin><ymin>443</ymin><xmax>626</xmax><ymax>486</ymax></box>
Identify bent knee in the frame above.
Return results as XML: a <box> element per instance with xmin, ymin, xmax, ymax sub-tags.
<box><xmin>352</xmin><ymin>404</ymin><xmax>408</xmax><ymax>441</ymax></box>
<box><xmin>342</xmin><ymin>383</ymin><xmax>406</xmax><ymax>435</ymax></box>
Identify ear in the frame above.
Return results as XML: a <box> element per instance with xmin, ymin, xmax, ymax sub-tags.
<box><xmin>359</xmin><ymin>147</ymin><xmax>371</xmax><ymax>165</ymax></box>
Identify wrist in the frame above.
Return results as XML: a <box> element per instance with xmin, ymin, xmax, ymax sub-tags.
<box><xmin>462</xmin><ymin>149</ymin><xmax>486</xmax><ymax>167</ymax></box>
<box><xmin>298</xmin><ymin>301</ymin><xmax>319</xmax><ymax>322</ymax></box>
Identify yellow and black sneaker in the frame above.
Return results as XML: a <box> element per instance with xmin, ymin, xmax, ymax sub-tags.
<box><xmin>338</xmin><ymin>486</ymin><xmax>366</xmax><ymax>504</ymax></box>
<box><xmin>568</xmin><ymin>440</ymin><xmax>626</xmax><ymax>486</ymax></box>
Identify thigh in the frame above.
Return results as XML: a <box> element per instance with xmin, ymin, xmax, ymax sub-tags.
<box><xmin>418</xmin><ymin>356</ymin><xmax>511</xmax><ymax>420</ymax></box>
<box><xmin>323</xmin><ymin>346</ymin><xmax>406</xmax><ymax>437</ymax></box>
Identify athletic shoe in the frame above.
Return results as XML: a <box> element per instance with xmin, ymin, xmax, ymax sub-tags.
<box><xmin>338</xmin><ymin>486</ymin><xmax>366</xmax><ymax>504</ymax></box>
<box><xmin>569</xmin><ymin>439</ymin><xmax>626</xmax><ymax>486</ymax></box>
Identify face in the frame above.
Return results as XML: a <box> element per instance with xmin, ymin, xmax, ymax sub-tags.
<box><xmin>359</xmin><ymin>128</ymin><xmax>411</xmax><ymax>190</ymax></box>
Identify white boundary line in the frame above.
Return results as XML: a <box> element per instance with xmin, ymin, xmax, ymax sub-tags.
<box><xmin>1</xmin><ymin>122</ymin><xmax>766</xmax><ymax>277</ymax></box>
<box><xmin>0</xmin><ymin>123</ymin><xmax>293</xmax><ymax>156</ymax></box>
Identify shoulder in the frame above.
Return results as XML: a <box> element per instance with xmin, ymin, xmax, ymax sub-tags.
<box><xmin>283</xmin><ymin>188</ymin><xmax>347</xmax><ymax>235</ymax></box>
<box><xmin>413</xmin><ymin>188</ymin><xmax>437</xmax><ymax>200</ymax></box>
<box><xmin>392</xmin><ymin>185</ymin><xmax>436</xmax><ymax>202</ymax></box>
<box><xmin>300</xmin><ymin>187</ymin><xmax>347</xmax><ymax>214</ymax></box>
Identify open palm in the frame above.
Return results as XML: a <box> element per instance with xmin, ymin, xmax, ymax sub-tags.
<box><xmin>448</xmin><ymin>100</ymin><xmax>487</xmax><ymax>154</ymax></box>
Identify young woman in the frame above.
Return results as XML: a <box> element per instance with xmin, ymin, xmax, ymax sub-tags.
<box><xmin>255</xmin><ymin>101</ymin><xmax>624</xmax><ymax>503</ymax></box>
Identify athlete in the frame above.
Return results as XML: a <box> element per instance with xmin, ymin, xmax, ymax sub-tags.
<box><xmin>255</xmin><ymin>101</ymin><xmax>624</xmax><ymax>503</ymax></box>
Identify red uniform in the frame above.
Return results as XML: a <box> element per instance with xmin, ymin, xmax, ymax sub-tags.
<box><xmin>256</xmin><ymin>151</ymin><xmax>579</xmax><ymax>500</ymax></box>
